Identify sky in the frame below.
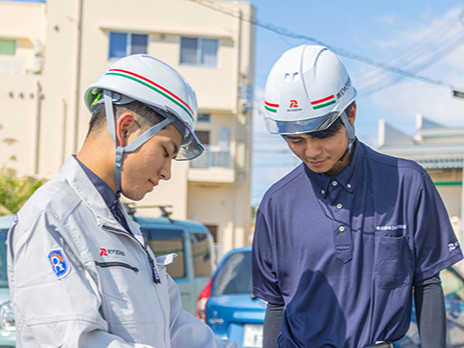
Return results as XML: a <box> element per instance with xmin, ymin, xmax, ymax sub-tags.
<box><xmin>246</xmin><ymin>1</ymin><xmax>464</xmax><ymax>206</ymax></box>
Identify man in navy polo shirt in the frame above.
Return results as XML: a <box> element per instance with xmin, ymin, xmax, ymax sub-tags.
<box><xmin>252</xmin><ymin>44</ymin><xmax>463</xmax><ymax>348</ymax></box>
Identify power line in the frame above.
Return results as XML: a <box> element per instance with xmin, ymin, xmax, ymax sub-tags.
<box><xmin>189</xmin><ymin>0</ymin><xmax>464</xmax><ymax>93</ymax></box>
<box><xmin>357</xmin><ymin>11</ymin><xmax>464</xmax><ymax>96</ymax></box>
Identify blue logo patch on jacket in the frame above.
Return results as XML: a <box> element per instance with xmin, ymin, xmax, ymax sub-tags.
<box><xmin>48</xmin><ymin>249</ymin><xmax>71</xmax><ymax>279</ymax></box>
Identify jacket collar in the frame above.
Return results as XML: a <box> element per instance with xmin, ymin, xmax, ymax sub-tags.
<box><xmin>61</xmin><ymin>156</ymin><xmax>144</xmax><ymax>244</ymax></box>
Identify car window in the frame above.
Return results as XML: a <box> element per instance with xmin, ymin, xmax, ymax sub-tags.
<box><xmin>191</xmin><ymin>232</ymin><xmax>213</xmax><ymax>278</ymax></box>
<box><xmin>0</xmin><ymin>229</ymin><xmax>8</xmax><ymax>287</ymax></box>
<box><xmin>213</xmin><ymin>250</ymin><xmax>252</xmax><ymax>296</ymax></box>
<box><xmin>441</xmin><ymin>267</ymin><xmax>464</xmax><ymax>300</ymax></box>
<box><xmin>145</xmin><ymin>229</ymin><xmax>186</xmax><ymax>279</ymax></box>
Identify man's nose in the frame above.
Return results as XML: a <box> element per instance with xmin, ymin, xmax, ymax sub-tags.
<box><xmin>304</xmin><ymin>140</ymin><xmax>323</xmax><ymax>159</ymax></box>
<box><xmin>159</xmin><ymin>160</ymin><xmax>172</xmax><ymax>181</ymax></box>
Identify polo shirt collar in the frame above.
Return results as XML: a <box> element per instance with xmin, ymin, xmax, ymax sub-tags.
<box><xmin>303</xmin><ymin>139</ymin><xmax>363</xmax><ymax>195</ymax></box>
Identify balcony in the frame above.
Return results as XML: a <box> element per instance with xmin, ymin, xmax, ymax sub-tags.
<box><xmin>0</xmin><ymin>57</ymin><xmax>23</xmax><ymax>74</ymax></box>
<box><xmin>189</xmin><ymin>147</ymin><xmax>235</xmax><ymax>183</ymax></box>
<box><xmin>190</xmin><ymin>148</ymin><xmax>233</xmax><ymax>169</ymax></box>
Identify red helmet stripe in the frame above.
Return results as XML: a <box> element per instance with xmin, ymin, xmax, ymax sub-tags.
<box><xmin>108</xmin><ymin>68</ymin><xmax>194</xmax><ymax>120</ymax></box>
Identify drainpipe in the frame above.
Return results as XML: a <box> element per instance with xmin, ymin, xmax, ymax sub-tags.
<box><xmin>61</xmin><ymin>99</ymin><xmax>68</xmax><ymax>164</ymax></box>
<box><xmin>72</xmin><ymin>0</ymin><xmax>84</xmax><ymax>153</ymax></box>
<box><xmin>33</xmin><ymin>80</ymin><xmax>43</xmax><ymax>175</ymax></box>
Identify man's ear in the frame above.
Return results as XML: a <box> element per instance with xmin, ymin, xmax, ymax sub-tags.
<box><xmin>115</xmin><ymin>112</ymin><xmax>139</xmax><ymax>147</ymax></box>
<box><xmin>348</xmin><ymin>102</ymin><xmax>357</xmax><ymax>126</ymax></box>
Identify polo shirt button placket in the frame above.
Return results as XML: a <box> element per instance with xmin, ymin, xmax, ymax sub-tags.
<box><xmin>335</xmin><ymin>225</ymin><xmax>352</xmax><ymax>262</ymax></box>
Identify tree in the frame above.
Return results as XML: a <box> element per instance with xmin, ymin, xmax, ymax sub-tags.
<box><xmin>0</xmin><ymin>168</ymin><xmax>46</xmax><ymax>216</ymax></box>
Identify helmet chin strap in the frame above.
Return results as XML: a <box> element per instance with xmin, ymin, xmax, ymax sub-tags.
<box><xmin>336</xmin><ymin>112</ymin><xmax>356</xmax><ymax>163</ymax></box>
<box><xmin>103</xmin><ymin>89</ymin><xmax>173</xmax><ymax>196</ymax></box>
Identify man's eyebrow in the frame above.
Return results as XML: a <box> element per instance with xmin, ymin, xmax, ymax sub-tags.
<box><xmin>170</xmin><ymin>139</ymin><xmax>179</xmax><ymax>156</ymax></box>
<box><xmin>284</xmin><ymin>134</ymin><xmax>305</xmax><ymax>140</ymax></box>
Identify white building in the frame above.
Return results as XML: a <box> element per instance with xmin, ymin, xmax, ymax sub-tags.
<box><xmin>378</xmin><ymin>114</ymin><xmax>464</xmax><ymax>240</ymax></box>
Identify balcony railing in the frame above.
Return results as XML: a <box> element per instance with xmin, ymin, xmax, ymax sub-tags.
<box><xmin>0</xmin><ymin>57</ymin><xmax>23</xmax><ymax>74</ymax></box>
<box><xmin>190</xmin><ymin>148</ymin><xmax>234</xmax><ymax>169</ymax></box>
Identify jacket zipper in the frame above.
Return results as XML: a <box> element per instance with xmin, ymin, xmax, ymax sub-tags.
<box><xmin>95</xmin><ymin>261</ymin><xmax>139</xmax><ymax>273</ymax></box>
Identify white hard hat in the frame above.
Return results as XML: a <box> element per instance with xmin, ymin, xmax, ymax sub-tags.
<box><xmin>85</xmin><ymin>54</ymin><xmax>203</xmax><ymax>161</ymax></box>
<box><xmin>84</xmin><ymin>54</ymin><xmax>204</xmax><ymax>194</ymax></box>
<box><xmin>264</xmin><ymin>45</ymin><xmax>356</xmax><ymax>137</ymax></box>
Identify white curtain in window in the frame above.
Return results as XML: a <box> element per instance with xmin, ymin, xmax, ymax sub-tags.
<box><xmin>201</xmin><ymin>39</ymin><xmax>218</xmax><ymax>66</ymax></box>
<box><xmin>181</xmin><ymin>38</ymin><xmax>198</xmax><ymax>64</ymax></box>
<box><xmin>131</xmin><ymin>34</ymin><xmax>148</xmax><ymax>55</ymax></box>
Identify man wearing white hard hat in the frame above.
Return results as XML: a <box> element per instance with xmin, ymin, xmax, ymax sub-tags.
<box><xmin>8</xmin><ymin>54</ymin><xmax>239</xmax><ymax>348</ymax></box>
<box><xmin>252</xmin><ymin>45</ymin><xmax>462</xmax><ymax>347</ymax></box>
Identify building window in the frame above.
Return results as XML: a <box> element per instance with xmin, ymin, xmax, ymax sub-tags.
<box><xmin>180</xmin><ymin>37</ymin><xmax>218</xmax><ymax>66</ymax></box>
<box><xmin>109</xmin><ymin>32</ymin><xmax>148</xmax><ymax>59</ymax></box>
<box><xmin>195</xmin><ymin>130</ymin><xmax>210</xmax><ymax>145</ymax></box>
<box><xmin>0</xmin><ymin>39</ymin><xmax>16</xmax><ymax>55</ymax></box>
<box><xmin>197</xmin><ymin>113</ymin><xmax>211</xmax><ymax>123</ymax></box>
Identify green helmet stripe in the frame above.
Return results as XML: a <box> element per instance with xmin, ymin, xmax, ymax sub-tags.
<box><xmin>106</xmin><ymin>71</ymin><xmax>194</xmax><ymax>121</ymax></box>
<box><xmin>264</xmin><ymin>105</ymin><xmax>277</xmax><ymax>113</ymax></box>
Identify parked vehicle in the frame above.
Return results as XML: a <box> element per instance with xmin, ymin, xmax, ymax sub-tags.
<box><xmin>197</xmin><ymin>245</ymin><xmax>464</xmax><ymax>348</ymax></box>
<box><xmin>0</xmin><ymin>214</ymin><xmax>16</xmax><ymax>347</ymax></box>
<box><xmin>0</xmin><ymin>206</ymin><xmax>215</xmax><ymax>347</ymax></box>
<box><xmin>395</xmin><ymin>266</ymin><xmax>464</xmax><ymax>347</ymax></box>
<box><xmin>127</xmin><ymin>205</ymin><xmax>215</xmax><ymax>315</ymax></box>
<box><xmin>196</xmin><ymin>246</ymin><xmax>265</xmax><ymax>348</ymax></box>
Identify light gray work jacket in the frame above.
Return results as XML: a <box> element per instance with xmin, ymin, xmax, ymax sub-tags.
<box><xmin>7</xmin><ymin>156</ymin><xmax>238</xmax><ymax>348</ymax></box>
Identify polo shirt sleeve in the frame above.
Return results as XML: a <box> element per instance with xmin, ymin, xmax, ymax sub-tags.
<box><xmin>412</xmin><ymin>171</ymin><xmax>463</xmax><ymax>282</ymax></box>
<box><xmin>252</xmin><ymin>206</ymin><xmax>284</xmax><ymax>305</ymax></box>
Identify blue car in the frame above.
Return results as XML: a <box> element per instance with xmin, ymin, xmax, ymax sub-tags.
<box><xmin>197</xmin><ymin>245</ymin><xmax>464</xmax><ymax>347</ymax></box>
<box><xmin>197</xmin><ymin>246</ymin><xmax>266</xmax><ymax>347</ymax></box>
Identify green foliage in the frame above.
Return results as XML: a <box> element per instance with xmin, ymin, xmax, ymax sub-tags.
<box><xmin>0</xmin><ymin>168</ymin><xmax>46</xmax><ymax>216</ymax></box>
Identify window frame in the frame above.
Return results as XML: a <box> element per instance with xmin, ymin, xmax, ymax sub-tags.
<box><xmin>197</xmin><ymin>113</ymin><xmax>211</xmax><ymax>123</ymax></box>
<box><xmin>179</xmin><ymin>36</ymin><xmax>219</xmax><ymax>67</ymax></box>
<box><xmin>144</xmin><ymin>228</ymin><xmax>187</xmax><ymax>279</ymax></box>
<box><xmin>190</xmin><ymin>232</ymin><xmax>214</xmax><ymax>278</ymax></box>
<box><xmin>108</xmin><ymin>31</ymin><xmax>149</xmax><ymax>60</ymax></box>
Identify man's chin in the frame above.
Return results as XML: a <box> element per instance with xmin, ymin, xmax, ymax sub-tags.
<box><xmin>304</xmin><ymin>162</ymin><xmax>329</xmax><ymax>174</ymax></box>
<box><xmin>122</xmin><ymin>191</ymin><xmax>147</xmax><ymax>202</ymax></box>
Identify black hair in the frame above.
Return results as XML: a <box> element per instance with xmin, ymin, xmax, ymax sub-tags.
<box><xmin>308</xmin><ymin>102</ymin><xmax>354</xmax><ymax>139</ymax></box>
<box><xmin>86</xmin><ymin>100</ymin><xmax>165</xmax><ymax>138</ymax></box>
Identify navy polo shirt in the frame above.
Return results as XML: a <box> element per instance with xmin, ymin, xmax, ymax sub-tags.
<box><xmin>252</xmin><ymin>140</ymin><xmax>463</xmax><ymax>347</ymax></box>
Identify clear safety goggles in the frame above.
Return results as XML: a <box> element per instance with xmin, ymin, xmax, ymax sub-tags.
<box><xmin>265</xmin><ymin>111</ymin><xmax>343</xmax><ymax>135</ymax></box>
<box><xmin>90</xmin><ymin>90</ymin><xmax>204</xmax><ymax>160</ymax></box>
